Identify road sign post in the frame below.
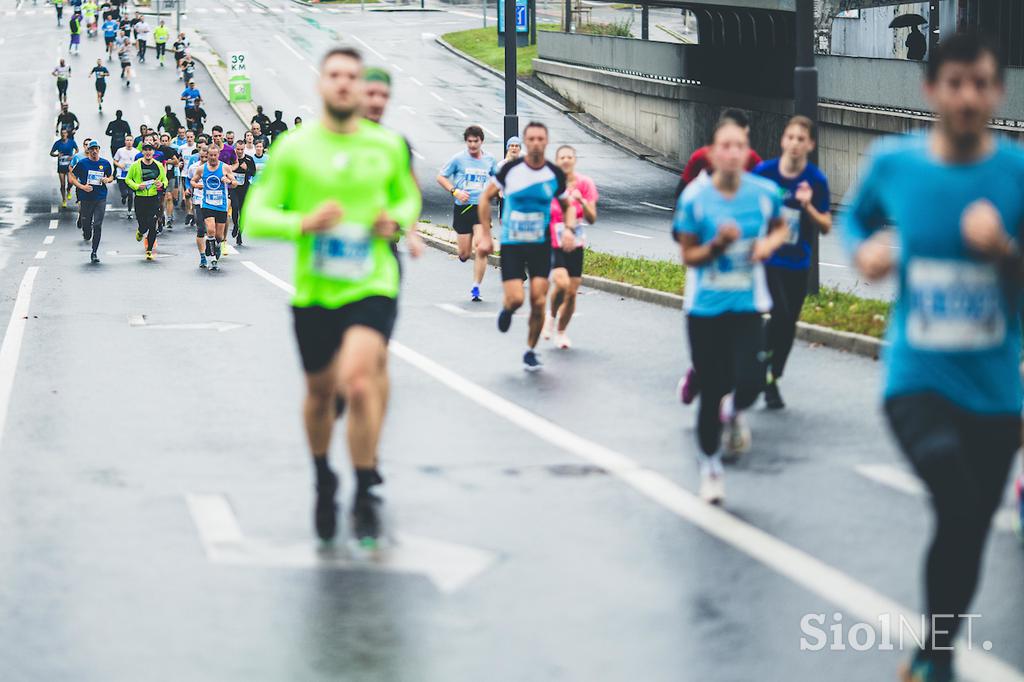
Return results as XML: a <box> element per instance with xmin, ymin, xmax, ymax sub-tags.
<box><xmin>794</xmin><ymin>0</ymin><xmax>819</xmax><ymax>295</ymax></box>
<box><xmin>501</xmin><ymin>0</ymin><xmax>519</xmax><ymax>145</ymax></box>
<box><xmin>228</xmin><ymin>51</ymin><xmax>252</xmax><ymax>104</ymax></box>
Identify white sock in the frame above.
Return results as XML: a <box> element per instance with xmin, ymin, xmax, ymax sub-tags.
<box><xmin>472</xmin><ymin>281</ymin><xmax>481</xmax><ymax>288</ymax></box>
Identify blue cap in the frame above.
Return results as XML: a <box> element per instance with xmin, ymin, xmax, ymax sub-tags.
<box><xmin>86</xmin><ymin>139</ymin><xmax>100</xmax><ymax>149</ymax></box>
<box><xmin>506</xmin><ymin>136</ymin><xmax>522</xmax><ymax>150</ymax></box>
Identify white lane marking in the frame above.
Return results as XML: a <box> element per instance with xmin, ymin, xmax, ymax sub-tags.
<box><xmin>242</xmin><ymin>260</ymin><xmax>294</xmax><ymax>293</ymax></box>
<box><xmin>820</xmin><ymin>261</ymin><xmax>849</xmax><ymax>269</ymax></box>
<box><xmin>214</xmin><ymin>7</ymin><xmax>227</xmax><ymax>12</ymax></box>
<box><xmin>133</xmin><ymin>83</ymin><xmax>141</xmax><ymax>93</ymax></box>
<box><xmin>34</xmin><ymin>251</ymin><xmax>47</xmax><ymax>259</ymax></box>
<box><xmin>481</xmin><ymin>125</ymin><xmax>499</xmax><ymax>138</ymax></box>
<box><xmin>138</xmin><ymin>98</ymin><xmax>145</xmax><ymax>109</ymax></box>
<box><xmin>429</xmin><ymin>91</ymin><xmax>444</xmax><ymax>102</ymax></box>
<box><xmin>307</xmin><ymin>63</ymin><xmax>319</xmax><ymax>75</ymax></box>
<box><xmin>0</xmin><ymin>267</ymin><xmax>38</xmax><ymax>450</ymax></box>
<box><xmin>390</xmin><ymin>63</ymin><xmax>404</xmax><ymax>73</ymax></box>
<box><xmin>251</xmin><ymin>6</ymin><xmax>265</xmax><ymax>12</ymax></box>
<box><xmin>4</xmin><ymin>10</ymin><xmax>14</xmax><ymax>16</ymax></box>
<box><xmin>411</xmin><ymin>149</ymin><xmax>425</xmax><ymax>161</ymax></box>
<box><xmin>614</xmin><ymin>230</ymin><xmax>652</xmax><ymax>239</ymax></box>
<box><xmin>143</xmin><ymin>115</ymin><xmax>152</xmax><ymax>125</ymax></box>
<box><xmin>43</xmin><ymin>236</ymin><xmax>54</xmax><ymax>245</ymax></box>
<box><xmin>856</xmin><ymin>464</ymin><xmax>1017</xmax><ymax>534</ymax></box>
<box><xmin>274</xmin><ymin>34</ymin><xmax>306</xmax><ymax>62</ymax></box>
<box><xmin>450</xmin><ymin>106</ymin><xmax>468</xmax><ymax>119</ymax></box>
<box><xmin>186</xmin><ymin>493</ymin><xmax>495</xmax><ymax>593</ymax></box>
<box><xmin>128</xmin><ymin>314</ymin><xmax>246</xmax><ymax>332</ymax></box>
<box><xmin>24</xmin><ymin>9</ymin><xmax>34</xmax><ymax>15</ymax></box>
<box><xmin>398</xmin><ymin>105</ymin><xmax>416</xmax><ymax>115</ymax></box>
<box><xmin>640</xmin><ymin>201</ymin><xmax>673</xmax><ymax>211</ymax></box>
<box><xmin>50</xmin><ymin>204</ymin><xmax>57</xmax><ymax>214</ymax></box>
<box><xmin>409</xmin><ymin>76</ymin><xmax>423</xmax><ymax>87</ymax></box>
<box><xmin>269</xmin><ymin>6</ymin><xmax>283</xmax><ymax>12</ymax></box>
<box><xmin>307</xmin><ymin>5</ymin><xmax>320</xmax><ymax>11</ymax></box>
<box><xmin>195</xmin><ymin>6</ymin><xmax>208</xmax><ymax>11</ymax></box>
<box><xmin>241</xmin><ymin>260</ymin><xmax>1024</xmax><ymax>682</ymax></box>
<box><xmin>351</xmin><ymin>35</ymin><xmax>385</xmax><ymax>60</ymax></box>
<box><xmin>264</xmin><ymin>67</ymin><xmax>278</xmax><ymax>76</ymax></box>
<box><xmin>48</xmin><ymin>219</ymin><xmax>58</xmax><ymax>230</ymax></box>
<box><xmin>299</xmin><ymin>104</ymin><xmax>314</xmax><ymax>114</ymax></box>
<box><xmin>436</xmin><ymin>303</ymin><xmax>468</xmax><ymax>316</ymax></box>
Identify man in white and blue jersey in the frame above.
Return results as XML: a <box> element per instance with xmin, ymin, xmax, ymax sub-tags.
<box><xmin>844</xmin><ymin>32</ymin><xmax>1024</xmax><ymax>682</ymax></box>
<box><xmin>674</xmin><ymin>117</ymin><xmax>788</xmax><ymax>504</ymax></box>
<box><xmin>478</xmin><ymin>121</ymin><xmax>576</xmax><ymax>371</ymax></box>
<box><xmin>437</xmin><ymin>125</ymin><xmax>498</xmax><ymax>302</ymax></box>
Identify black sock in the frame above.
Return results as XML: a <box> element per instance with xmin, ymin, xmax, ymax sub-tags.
<box><xmin>355</xmin><ymin>467</ymin><xmax>383</xmax><ymax>496</ymax></box>
<box><xmin>313</xmin><ymin>455</ymin><xmax>334</xmax><ymax>486</ymax></box>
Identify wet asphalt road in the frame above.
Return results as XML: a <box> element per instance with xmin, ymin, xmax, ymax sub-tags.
<box><xmin>0</xmin><ymin>3</ymin><xmax>1020</xmax><ymax>681</ymax></box>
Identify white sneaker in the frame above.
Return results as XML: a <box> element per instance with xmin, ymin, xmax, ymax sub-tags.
<box><xmin>698</xmin><ymin>458</ymin><xmax>725</xmax><ymax>505</ymax></box>
<box><xmin>722</xmin><ymin>412</ymin><xmax>752</xmax><ymax>459</ymax></box>
<box><xmin>556</xmin><ymin>332</ymin><xmax>572</xmax><ymax>350</ymax></box>
<box><xmin>542</xmin><ymin>314</ymin><xmax>554</xmax><ymax>340</ymax></box>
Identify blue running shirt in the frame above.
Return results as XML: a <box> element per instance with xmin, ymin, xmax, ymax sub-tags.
<box><xmin>201</xmin><ymin>162</ymin><xmax>228</xmax><ymax>211</ymax></box>
<box><xmin>492</xmin><ymin>158</ymin><xmax>567</xmax><ymax>245</ymax></box>
<box><xmin>439</xmin><ymin>150</ymin><xmax>498</xmax><ymax>206</ymax></box>
<box><xmin>673</xmin><ymin>172</ymin><xmax>782</xmax><ymax>316</ymax></box>
<box><xmin>842</xmin><ymin>133</ymin><xmax>1024</xmax><ymax>415</ymax></box>
<box><xmin>754</xmin><ymin>158</ymin><xmax>830</xmax><ymax>270</ymax></box>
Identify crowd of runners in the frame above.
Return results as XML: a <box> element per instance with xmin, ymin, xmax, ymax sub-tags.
<box><xmin>38</xmin><ymin>9</ymin><xmax>1024</xmax><ymax>679</ymax></box>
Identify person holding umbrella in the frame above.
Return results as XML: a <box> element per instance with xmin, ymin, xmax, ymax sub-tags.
<box><xmin>890</xmin><ymin>13</ymin><xmax>928</xmax><ymax>61</ymax></box>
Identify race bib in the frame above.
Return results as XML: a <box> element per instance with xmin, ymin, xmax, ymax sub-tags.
<box><xmin>781</xmin><ymin>205</ymin><xmax>802</xmax><ymax>245</ymax></box>
<box><xmin>116</xmin><ymin>167</ymin><xmax>127</xmax><ymax>179</ymax></box>
<box><xmin>58</xmin><ymin>154</ymin><xmax>72</xmax><ymax>166</ymax></box>
<box><xmin>193</xmin><ymin>188</ymin><xmax>203</xmax><ymax>203</ymax></box>
<box><xmin>87</xmin><ymin>169</ymin><xmax>104</xmax><ymax>186</ymax></box>
<box><xmin>463</xmin><ymin>168</ymin><xmax>489</xmax><ymax>192</ymax></box>
<box><xmin>205</xmin><ymin>190</ymin><xmax>223</xmax><ymax>207</ymax></box>
<box><xmin>906</xmin><ymin>258</ymin><xmax>1005</xmax><ymax>351</ymax></box>
<box><xmin>706</xmin><ymin>239</ymin><xmax>755</xmax><ymax>291</ymax></box>
<box><xmin>507</xmin><ymin>210</ymin><xmax>545</xmax><ymax>243</ymax></box>
<box><xmin>313</xmin><ymin>224</ymin><xmax>373</xmax><ymax>281</ymax></box>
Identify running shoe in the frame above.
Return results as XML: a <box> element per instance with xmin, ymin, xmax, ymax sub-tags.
<box><xmin>470</xmin><ymin>285</ymin><xmax>481</xmax><ymax>302</ymax></box>
<box><xmin>199</xmin><ymin>254</ymin><xmax>207</xmax><ymax>269</ymax></box>
<box><xmin>126</xmin><ymin>211</ymin><xmax>133</xmax><ymax>220</ymax></box>
<box><xmin>235</xmin><ymin>234</ymin><xmax>242</xmax><ymax>246</ymax></box>
<box><xmin>556</xmin><ymin>332</ymin><xmax>572</xmax><ymax>350</ymax></box>
<box><xmin>210</xmin><ymin>259</ymin><xmax>219</xmax><ymax>271</ymax></box>
<box><xmin>899</xmin><ymin>656</ymin><xmax>955</xmax><ymax>682</ymax></box>
<box><xmin>698</xmin><ymin>459</ymin><xmax>725</xmax><ymax>505</ymax></box>
<box><xmin>231</xmin><ymin>224</ymin><xmax>238</xmax><ymax>238</ymax></box>
<box><xmin>90</xmin><ymin>252</ymin><xmax>99</xmax><ymax>264</ymax></box>
<box><xmin>314</xmin><ymin>470</ymin><xmax>339</xmax><ymax>541</ymax></box>
<box><xmin>720</xmin><ymin>394</ymin><xmax>751</xmax><ymax>459</ymax></box>
<box><xmin>523</xmin><ymin>350</ymin><xmax>542</xmax><ymax>372</ymax></box>
<box><xmin>542</xmin><ymin>313</ymin><xmax>554</xmax><ymax>339</ymax></box>
<box><xmin>61</xmin><ymin>199</ymin><xmax>67</xmax><ymax>208</ymax></box>
<box><xmin>764</xmin><ymin>378</ymin><xmax>785</xmax><ymax>410</ymax></box>
<box><xmin>678</xmin><ymin>368</ymin><xmax>699</xmax><ymax>405</ymax></box>
<box><xmin>351</xmin><ymin>492</ymin><xmax>382</xmax><ymax>548</ymax></box>
<box><xmin>497</xmin><ymin>308</ymin><xmax>513</xmax><ymax>333</ymax></box>
<box><xmin>145</xmin><ymin>250</ymin><xmax>154</xmax><ymax>261</ymax></box>
<box><xmin>135</xmin><ymin>230</ymin><xmax>143</xmax><ymax>242</ymax></box>
<box><xmin>82</xmin><ymin>229</ymin><xmax>90</xmax><ymax>241</ymax></box>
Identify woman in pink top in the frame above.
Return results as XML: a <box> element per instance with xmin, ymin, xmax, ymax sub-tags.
<box><xmin>545</xmin><ymin>145</ymin><xmax>598</xmax><ymax>349</ymax></box>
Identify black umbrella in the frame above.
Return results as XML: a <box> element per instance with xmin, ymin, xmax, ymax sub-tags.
<box><xmin>889</xmin><ymin>13</ymin><xmax>927</xmax><ymax>28</ymax></box>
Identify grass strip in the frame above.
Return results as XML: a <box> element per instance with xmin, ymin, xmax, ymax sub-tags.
<box><xmin>442</xmin><ymin>26</ymin><xmax>558</xmax><ymax>77</ymax></box>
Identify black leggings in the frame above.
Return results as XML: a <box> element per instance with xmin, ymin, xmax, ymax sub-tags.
<box><xmin>885</xmin><ymin>393</ymin><xmax>1020</xmax><ymax>664</ymax></box>
<box><xmin>687</xmin><ymin>313</ymin><xmax>765</xmax><ymax>456</ymax></box>
<box><xmin>134</xmin><ymin>194</ymin><xmax>159</xmax><ymax>248</ymax></box>
<box><xmin>57</xmin><ymin>79</ymin><xmax>68</xmax><ymax>100</ymax></box>
<box><xmin>765</xmin><ymin>265</ymin><xmax>809</xmax><ymax>380</ymax></box>
<box><xmin>117</xmin><ymin>180</ymin><xmax>133</xmax><ymax>210</ymax></box>
<box><xmin>155</xmin><ymin>42</ymin><xmax>165</xmax><ymax>59</ymax></box>
<box><xmin>230</xmin><ymin>186</ymin><xmax>247</xmax><ymax>230</ymax></box>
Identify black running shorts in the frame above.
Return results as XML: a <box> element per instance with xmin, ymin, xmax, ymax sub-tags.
<box><xmin>552</xmin><ymin>247</ymin><xmax>584</xmax><ymax>278</ymax></box>
<box><xmin>292</xmin><ymin>297</ymin><xmax>398</xmax><ymax>373</ymax></box>
<box><xmin>500</xmin><ymin>243</ymin><xmax>551</xmax><ymax>282</ymax></box>
<box><xmin>203</xmin><ymin>209</ymin><xmax>227</xmax><ymax>225</ymax></box>
<box><xmin>452</xmin><ymin>204</ymin><xmax>479</xmax><ymax>235</ymax></box>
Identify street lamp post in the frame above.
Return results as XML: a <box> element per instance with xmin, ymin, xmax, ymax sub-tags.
<box><xmin>794</xmin><ymin>0</ymin><xmax>819</xmax><ymax>294</ymax></box>
<box><xmin>504</xmin><ymin>0</ymin><xmax>519</xmax><ymax>144</ymax></box>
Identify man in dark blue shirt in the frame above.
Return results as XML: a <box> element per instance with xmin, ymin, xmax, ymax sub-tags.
<box><xmin>69</xmin><ymin>140</ymin><xmax>114</xmax><ymax>263</ymax></box>
<box><xmin>753</xmin><ymin>115</ymin><xmax>831</xmax><ymax>409</ymax></box>
<box><xmin>50</xmin><ymin>129</ymin><xmax>79</xmax><ymax>207</ymax></box>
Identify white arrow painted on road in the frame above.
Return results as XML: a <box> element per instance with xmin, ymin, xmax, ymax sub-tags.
<box><xmin>128</xmin><ymin>314</ymin><xmax>247</xmax><ymax>333</ymax></box>
<box><xmin>186</xmin><ymin>494</ymin><xmax>495</xmax><ymax>594</ymax></box>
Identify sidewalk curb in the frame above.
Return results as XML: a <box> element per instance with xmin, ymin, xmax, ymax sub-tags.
<box><xmin>434</xmin><ymin>36</ymin><xmax>569</xmax><ymax>114</ymax></box>
<box><xmin>189</xmin><ymin>30</ymin><xmax>257</xmax><ymax>130</ymax></box>
<box><xmin>417</xmin><ymin>228</ymin><xmax>884</xmax><ymax>360</ymax></box>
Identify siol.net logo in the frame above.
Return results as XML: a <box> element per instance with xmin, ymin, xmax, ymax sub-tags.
<box><xmin>799</xmin><ymin>612</ymin><xmax>992</xmax><ymax>653</ymax></box>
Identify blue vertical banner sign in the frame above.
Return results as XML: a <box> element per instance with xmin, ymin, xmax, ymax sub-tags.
<box><xmin>497</xmin><ymin>0</ymin><xmax>529</xmax><ymax>34</ymax></box>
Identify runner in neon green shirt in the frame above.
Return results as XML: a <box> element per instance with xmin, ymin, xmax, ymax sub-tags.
<box><xmin>153</xmin><ymin>21</ymin><xmax>170</xmax><ymax>66</ymax></box>
<box><xmin>242</xmin><ymin>47</ymin><xmax>421</xmax><ymax>547</ymax></box>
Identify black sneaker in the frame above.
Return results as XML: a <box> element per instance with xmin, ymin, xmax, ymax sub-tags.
<box><xmin>82</xmin><ymin>230</ymin><xmax>91</xmax><ymax>241</ymax></box>
<box><xmin>764</xmin><ymin>380</ymin><xmax>785</xmax><ymax>410</ymax></box>
<box><xmin>351</xmin><ymin>492</ymin><xmax>382</xmax><ymax>548</ymax></box>
<box><xmin>90</xmin><ymin>252</ymin><xmax>99</xmax><ymax>264</ymax></box>
<box><xmin>523</xmin><ymin>350</ymin><xmax>542</xmax><ymax>372</ymax></box>
<box><xmin>314</xmin><ymin>471</ymin><xmax>339</xmax><ymax>542</ymax></box>
<box><xmin>231</xmin><ymin>224</ymin><xmax>238</xmax><ymax>238</ymax></box>
<box><xmin>497</xmin><ymin>308</ymin><xmax>513</xmax><ymax>333</ymax></box>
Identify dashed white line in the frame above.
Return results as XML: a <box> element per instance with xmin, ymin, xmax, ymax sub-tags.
<box><xmin>269</xmin><ymin>6</ymin><xmax>283</xmax><ymax>12</ymax></box>
<box><xmin>251</xmin><ymin>6</ymin><xmax>265</xmax><ymax>12</ymax></box>
<box><xmin>274</xmin><ymin>34</ymin><xmax>307</xmax><ymax>62</ymax></box>
<box><xmin>307</xmin><ymin>6</ymin><xmax>320</xmax><ymax>11</ymax></box>
<box><xmin>819</xmin><ymin>261</ymin><xmax>850</xmax><ymax>269</ymax></box>
<box><xmin>450</xmin><ymin>106</ymin><xmax>468</xmax><ymax>119</ymax></box>
<box><xmin>390</xmin><ymin>63</ymin><xmax>404</xmax><ymax>73</ymax></box>
<box><xmin>640</xmin><ymin>201</ymin><xmax>673</xmax><ymax>212</ymax></box>
<box><xmin>481</xmin><ymin>125</ymin><xmax>499</xmax><ymax>138</ymax></box>
<box><xmin>429</xmin><ymin>91</ymin><xmax>444</xmax><ymax>102</ymax></box>
<box><xmin>410</xmin><ymin>149</ymin><xmax>425</xmax><ymax>161</ymax></box>
<box><xmin>34</xmin><ymin>251</ymin><xmax>47</xmax><ymax>260</ymax></box>
<box><xmin>194</xmin><ymin>6</ymin><xmax>208</xmax><ymax>12</ymax></box>
<box><xmin>0</xmin><ymin>267</ymin><xmax>39</xmax><ymax>450</ymax></box>
<box><xmin>138</xmin><ymin>99</ymin><xmax>145</xmax><ymax>109</ymax></box>
<box><xmin>351</xmin><ymin>35</ymin><xmax>385</xmax><ymax>60</ymax></box>
<box><xmin>614</xmin><ymin>230</ymin><xmax>652</xmax><ymax>239</ymax></box>
<box><xmin>214</xmin><ymin>7</ymin><xmax>227</xmax><ymax>13</ymax></box>
<box><xmin>409</xmin><ymin>76</ymin><xmax>423</xmax><ymax>87</ymax></box>
<box><xmin>43</xmin><ymin>236</ymin><xmax>54</xmax><ymax>245</ymax></box>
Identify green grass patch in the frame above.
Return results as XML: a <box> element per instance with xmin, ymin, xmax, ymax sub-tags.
<box><xmin>578</xmin><ymin>19</ymin><xmax>634</xmax><ymax>37</ymax></box>
<box><xmin>442</xmin><ymin>25</ymin><xmax>558</xmax><ymax>77</ymax></box>
<box><xmin>800</xmin><ymin>287</ymin><xmax>889</xmax><ymax>339</ymax></box>
<box><xmin>583</xmin><ymin>248</ymin><xmax>685</xmax><ymax>295</ymax></box>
